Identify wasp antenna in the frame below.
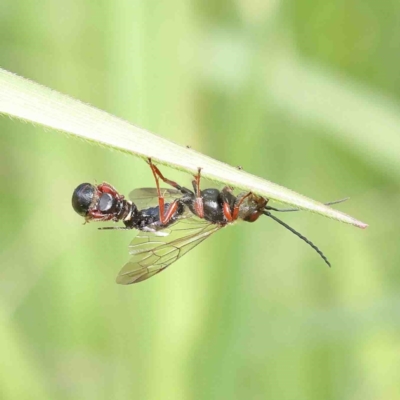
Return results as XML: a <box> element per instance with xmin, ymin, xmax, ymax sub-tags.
<box><xmin>265</xmin><ymin>197</ymin><xmax>350</xmax><ymax>213</ymax></box>
<box><xmin>263</xmin><ymin>211</ymin><xmax>331</xmax><ymax>267</ymax></box>
<box><xmin>98</xmin><ymin>226</ymin><xmax>128</xmax><ymax>230</ymax></box>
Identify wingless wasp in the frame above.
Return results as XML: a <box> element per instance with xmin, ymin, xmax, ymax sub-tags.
<box><xmin>72</xmin><ymin>159</ymin><xmax>346</xmax><ymax>284</ymax></box>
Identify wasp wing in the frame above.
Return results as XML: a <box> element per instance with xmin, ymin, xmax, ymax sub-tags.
<box><xmin>128</xmin><ymin>188</ymin><xmax>183</xmax><ymax>210</ymax></box>
<box><xmin>116</xmin><ymin>218</ymin><xmax>222</xmax><ymax>284</ymax></box>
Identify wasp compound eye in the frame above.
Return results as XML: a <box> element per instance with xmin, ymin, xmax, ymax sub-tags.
<box><xmin>72</xmin><ymin>183</ymin><xmax>95</xmax><ymax>216</ymax></box>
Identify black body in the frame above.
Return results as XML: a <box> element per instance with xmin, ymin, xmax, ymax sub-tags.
<box><xmin>183</xmin><ymin>188</ymin><xmax>236</xmax><ymax>224</ymax></box>
<box><xmin>71</xmin><ymin>182</ymin><xmax>186</xmax><ymax>232</ymax></box>
<box><xmin>125</xmin><ymin>202</ymin><xmax>185</xmax><ymax>231</ymax></box>
<box><xmin>72</xmin><ymin>168</ymin><xmax>338</xmax><ymax>285</ymax></box>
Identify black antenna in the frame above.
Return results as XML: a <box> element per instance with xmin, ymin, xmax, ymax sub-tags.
<box><xmin>263</xmin><ymin>210</ymin><xmax>331</xmax><ymax>267</ymax></box>
<box><xmin>265</xmin><ymin>197</ymin><xmax>349</xmax><ymax>213</ymax></box>
<box><xmin>98</xmin><ymin>226</ymin><xmax>128</xmax><ymax>230</ymax></box>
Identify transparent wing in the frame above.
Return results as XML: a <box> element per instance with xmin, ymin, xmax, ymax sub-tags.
<box><xmin>128</xmin><ymin>187</ymin><xmax>183</xmax><ymax>209</ymax></box>
<box><xmin>116</xmin><ymin>218</ymin><xmax>222</xmax><ymax>284</ymax></box>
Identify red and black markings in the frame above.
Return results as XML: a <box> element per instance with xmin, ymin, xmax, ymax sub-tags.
<box><xmin>72</xmin><ymin>159</ymin><xmax>346</xmax><ymax>285</ymax></box>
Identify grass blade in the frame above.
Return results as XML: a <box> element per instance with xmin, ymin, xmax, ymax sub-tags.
<box><xmin>0</xmin><ymin>67</ymin><xmax>367</xmax><ymax>228</ymax></box>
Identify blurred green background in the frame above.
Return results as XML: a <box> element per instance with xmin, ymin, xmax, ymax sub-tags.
<box><xmin>0</xmin><ymin>1</ymin><xmax>399</xmax><ymax>399</ymax></box>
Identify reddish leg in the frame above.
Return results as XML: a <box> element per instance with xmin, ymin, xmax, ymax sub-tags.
<box><xmin>223</xmin><ymin>202</ymin><xmax>233</xmax><ymax>222</ymax></box>
<box><xmin>148</xmin><ymin>159</ymin><xmax>166</xmax><ymax>221</ymax></box>
<box><xmin>148</xmin><ymin>160</ymin><xmax>183</xmax><ymax>191</ymax></box>
<box><xmin>191</xmin><ymin>168</ymin><xmax>204</xmax><ymax>218</ymax></box>
<box><xmin>148</xmin><ymin>159</ymin><xmax>195</xmax><ymax>196</ymax></box>
<box><xmin>232</xmin><ymin>192</ymin><xmax>252</xmax><ymax>220</ymax></box>
<box><xmin>162</xmin><ymin>200</ymin><xmax>180</xmax><ymax>223</ymax></box>
<box><xmin>220</xmin><ymin>189</ymin><xmax>252</xmax><ymax>222</ymax></box>
<box><xmin>147</xmin><ymin>158</ymin><xmax>185</xmax><ymax>225</ymax></box>
<box><xmin>98</xmin><ymin>182</ymin><xmax>124</xmax><ymax>199</ymax></box>
<box><xmin>218</xmin><ymin>186</ymin><xmax>233</xmax><ymax>222</ymax></box>
<box><xmin>88</xmin><ymin>210</ymin><xmax>116</xmax><ymax>221</ymax></box>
